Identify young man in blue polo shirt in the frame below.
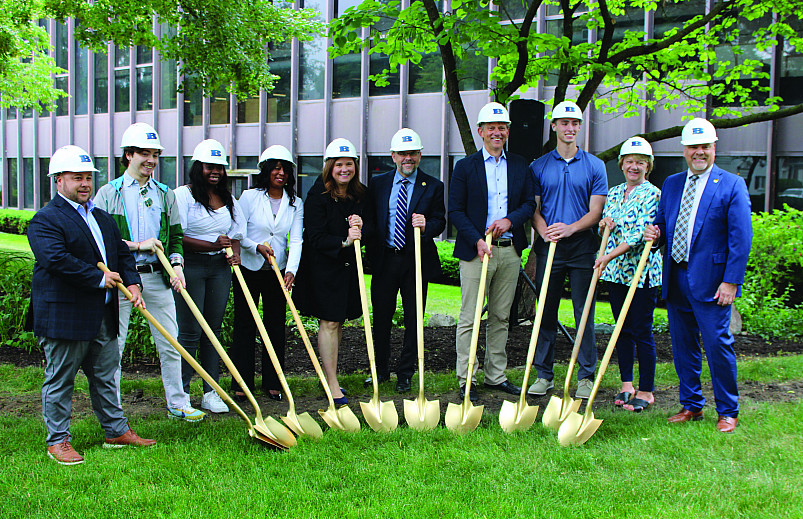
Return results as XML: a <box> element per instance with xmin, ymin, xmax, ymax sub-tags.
<box><xmin>528</xmin><ymin>101</ymin><xmax>608</xmax><ymax>399</ymax></box>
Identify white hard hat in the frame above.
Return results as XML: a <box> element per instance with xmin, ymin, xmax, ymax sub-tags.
<box><xmin>324</xmin><ymin>138</ymin><xmax>359</xmax><ymax>160</ymax></box>
<box><xmin>120</xmin><ymin>122</ymin><xmax>164</xmax><ymax>150</ymax></box>
<box><xmin>551</xmin><ymin>100</ymin><xmax>584</xmax><ymax>122</ymax></box>
<box><xmin>619</xmin><ymin>137</ymin><xmax>653</xmax><ymax>159</ymax></box>
<box><xmin>258</xmin><ymin>145</ymin><xmax>296</xmax><ymax>167</ymax></box>
<box><xmin>476</xmin><ymin>102</ymin><xmax>511</xmax><ymax>125</ymax></box>
<box><xmin>390</xmin><ymin>128</ymin><xmax>424</xmax><ymax>152</ymax></box>
<box><xmin>48</xmin><ymin>145</ymin><xmax>99</xmax><ymax>177</ymax></box>
<box><xmin>680</xmin><ymin>117</ymin><xmax>718</xmax><ymax>146</ymax></box>
<box><xmin>191</xmin><ymin>139</ymin><xmax>228</xmax><ymax>166</ymax></box>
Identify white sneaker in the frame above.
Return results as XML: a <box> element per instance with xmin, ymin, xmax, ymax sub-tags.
<box><xmin>202</xmin><ymin>390</ymin><xmax>229</xmax><ymax>413</ymax></box>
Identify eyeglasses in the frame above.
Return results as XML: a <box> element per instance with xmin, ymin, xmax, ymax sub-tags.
<box><xmin>139</xmin><ymin>186</ymin><xmax>153</xmax><ymax>208</ymax></box>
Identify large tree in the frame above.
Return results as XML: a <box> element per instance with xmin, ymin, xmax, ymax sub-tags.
<box><xmin>330</xmin><ymin>0</ymin><xmax>803</xmax><ymax>159</ymax></box>
<box><xmin>0</xmin><ymin>0</ymin><xmax>324</xmax><ymax>110</ymax></box>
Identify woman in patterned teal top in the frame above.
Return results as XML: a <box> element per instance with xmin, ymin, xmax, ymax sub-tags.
<box><xmin>595</xmin><ymin>137</ymin><xmax>662</xmax><ymax>413</ymax></box>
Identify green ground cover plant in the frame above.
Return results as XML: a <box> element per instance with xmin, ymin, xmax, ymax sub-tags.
<box><xmin>0</xmin><ymin>209</ymin><xmax>34</xmax><ymax>235</ymax></box>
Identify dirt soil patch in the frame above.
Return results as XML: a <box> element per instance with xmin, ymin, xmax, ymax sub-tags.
<box><xmin>1</xmin><ymin>325</ymin><xmax>801</xmax><ymax>420</ymax></box>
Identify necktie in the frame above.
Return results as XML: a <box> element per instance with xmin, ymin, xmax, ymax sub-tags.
<box><xmin>393</xmin><ymin>178</ymin><xmax>409</xmax><ymax>249</ymax></box>
<box><xmin>671</xmin><ymin>174</ymin><xmax>700</xmax><ymax>263</ymax></box>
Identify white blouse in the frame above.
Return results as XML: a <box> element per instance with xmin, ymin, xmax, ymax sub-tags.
<box><xmin>174</xmin><ymin>185</ymin><xmax>244</xmax><ymax>255</ymax></box>
<box><xmin>238</xmin><ymin>188</ymin><xmax>304</xmax><ymax>273</ymax></box>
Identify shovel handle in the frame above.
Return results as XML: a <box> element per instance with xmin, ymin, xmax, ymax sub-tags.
<box><xmin>97</xmin><ymin>262</ymin><xmax>254</xmax><ymax>429</ymax></box>
<box><xmin>463</xmin><ymin>232</ymin><xmax>493</xmax><ymax>405</ymax></box>
<box><xmin>414</xmin><ymin>227</ymin><xmax>426</xmax><ymax>397</ymax></box>
<box><xmin>227</xmin><ymin>247</ymin><xmax>297</xmax><ymax>410</ymax></box>
<box><xmin>153</xmin><ymin>248</ymin><xmax>264</xmax><ymax>420</ymax></box>
<box><xmin>266</xmin><ymin>252</ymin><xmax>338</xmax><ymax>408</ymax></box>
<box><xmin>353</xmin><ymin>239</ymin><xmax>381</xmax><ymax>396</ymax></box>
<box><xmin>582</xmin><ymin>240</ymin><xmax>654</xmax><ymax>418</ymax></box>
<box><xmin>562</xmin><ymin>226</ymin><xmax>611</xmax><ymax>396</ymax></box>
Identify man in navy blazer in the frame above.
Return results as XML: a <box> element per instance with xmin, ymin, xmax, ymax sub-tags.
<box><xmin>28</xmin><ymin>145</ymin><xmax>153</xmax><ymax>465</ymax></box>
<box><xmin>448</xmin><ymin>102</ymin><xmax>536</xmax><ymax>399</ymax></box>
<box><xmin>645</xmin><ymin>118</ymin><xmax>752</xmax><ymax>433</ymax></box>
<box><xmin>365</xmin><ymin>128</ymin><xmax>446</xmax><ymax>392</ymax></box>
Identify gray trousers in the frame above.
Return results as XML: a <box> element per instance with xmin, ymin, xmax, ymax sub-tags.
<box><xmin>41</xmin><ymin>310</ymin><xmax>129</xmax><ymax>445</ymax></box>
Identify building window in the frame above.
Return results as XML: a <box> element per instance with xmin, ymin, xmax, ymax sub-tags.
<box><xmin>297</xmin><ymin>156</ymin><xmax>323</xmax><ymax>200</ymax></box>
<box><xmin>74</xmin><ymin>31</ymin><xmax>88</xmax><ymax>115</ymax></box>
<box><xmin>410</xmin><ymin>50</ymin><xmax>442</xmax><ymax>94</ymax></box>
<box><xmin>182</xmin><ymin>157</ymin><xmax>194</xmax><ymax>183</ymax></box>
<box><xmin>7</xmin><ymin>159</ymin><xmax>18</xmax><ymax>207</ymax></box>
<box><xmin>368</xmin><ymin>6</ymin><xmax>399</xmax><ymax>97</ymax></box>
<box><xmin>712</xmin><ymin>16</ymin><xmax>771</xmax><ymax>107</ymax></box>
<box><xmin>333</xmin><ymin>51</ymin><xmax>361</xmax><ymax>98</ymax></box>
<box><xmin>39</xmin><ymin>158</ymin><xmax>51</xmax><ymax>207</ymax></box>
<box><xmin>456</xmin><ymin>48</ymin><xmax>487</xmax><ymax>91</ymax></box>
<box><xmin>136</xmin><ymin>45</ymin><xmax>153</xmax><ymax>111</ymax></box>
<box><xmin>159</xmin><ymin>25</ymin><xmax>178</xmax><ymax>109</ymax></box>
<box><xmin>183</xmin><ymin>77</ymin><xmax>203</xmax><ymax>126</ymax></box>
<box><xmin>780</xmin><ymin>18</ymin><xmax>803</xmax><ymax>105</ymax></box>
<box><xmin>54</xmin><ymin>22</ymin><xmax>68</xmax><ymax>116</ymax></box>
<box><xmin>23</xmin><ymin>158</ymin><xmax>34</xmax><ymax>209</ymax></box>
<box><xmin>210</xmin><ymin>87</ymin><xmax>230</xmax><ymax>125</ymax></box>
<box><xmin>237</xmin><ymin>93</ymin><xmax>259</xmax><ymax>124</ymax></box>
<box><xmin>653</xmin><ymin>0</ymin><xmax>705</xmax><ymax>37</ymax></box>
<box><xmin>776</xmin><ymin>156</ymin><xmax>803</xmax><ymax>210</ymax></box>
<box><xmin>94</xmin><ymin>51</ymin><xmax>108</xmax><ymax>114</ymax></box>
<box><xmin>299</xmin><ymin>37</ymin><xmax>326</xmax><ymax>100</ymax></box>
<box><xmin>93</xmin><ymin>157</ymin><xmax>109</xmax><ymax>193</ymax></box>
<box><xmin>114</xmin><ymin>45</ymin><xmax>130</xmax><ymax>112</ymax></box>
<box><xmin>543</xmin><ymin>19</ymin><xmax>588</xmax><ymax>87</ymax></box>
<box><xmin>237</xmin><ymin>156</ymin><xmax>259</xmax><ymax>170</ymax></box>
<box><xmin>267</xmin><ymin>42</ymin><xmax>291</xmax><ymax>122</ymax></box>
<box><xmin>158</xmin><ymin>157</ymin><xmax>177</xmax><ymax>189</ymax></box>
<box><xmin>498</xmin><ymin>0</ymin><xmax>533</xmax><ymax>21</ymax></box>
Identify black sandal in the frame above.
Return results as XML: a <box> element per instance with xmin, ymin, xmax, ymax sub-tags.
<box><xmin>614</xmin><ymin>391</ymin><xmax>634</xmax><ymax>406</ymax></box>
<box><xmin>627</xmin><ymin>397</ymin><xmax>652</xmax><ymax>413</ymax></box>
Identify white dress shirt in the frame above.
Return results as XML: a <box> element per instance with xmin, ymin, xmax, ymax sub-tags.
<box><xmin>173</xmin><ymin>186</ymin><xmax>244</xmax><ymax>254</ymax></box>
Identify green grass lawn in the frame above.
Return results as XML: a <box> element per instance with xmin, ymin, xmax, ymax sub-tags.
<box><xmin>1</xmin><ymin>356</ymin><xmax>801</xmax><ymax>518</ymax></box>
<box><xmin>0</xmin><ymin>231</ymin><xmax>33</xmax><ymax>255</ymax></box>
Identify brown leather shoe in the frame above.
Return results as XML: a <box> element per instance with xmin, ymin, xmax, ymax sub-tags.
<box><xmin>47</xmin><ymin>440</ymin><xmax>84</xmax><ymax>465</ymax></box>
<box><xmin>668</xmin><ymin>408</ymin><xmax>704</xmax><ymax>423</ymax></box>
<box><xmin>103</xmin><ymin>429</ymin><xmax>157</xmax><ymax>448</ymax></box>
<box><xmin>716</xmin><ymin>416</ymin><xmax>738</xmax><ymax>433</ymax></box>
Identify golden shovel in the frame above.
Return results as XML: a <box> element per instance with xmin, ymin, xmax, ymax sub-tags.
<box><xmin>267</xmin><ymin>254</ymin><xmax>361</xmax><ymax>433</ymax></box>
<box><xmin>542</xmin><ymin>227</ymin><xmax>611</xmax><ymax>430</ymax></box>
<box><xmin>445</xmin><ymin>232</ymin><xmax>492</xmax><ymax>434</ymax></box>
<box><xmin>99</xmin><ymin>262</ymin><xmax>295</xmax><ymax>450</ymax></box>
<box><xmin>557</xmin><ymin>240</ymin><xmax>654</xmax><ymax>446</ymax></box>
<box><xmin>353</xmin><ymin>239</ymin><xmax>399</xmax><ymax>432</ymax></box>
<box><xmin>153</xmin><ymin>249</ymin><xmax>298</xmax><ymax>447</ymax></box>
<box><xmin>403</xmin><ymin>227</ymin><xmax>440</xmax><ymax>430</ymax></box>
<box><xmin>228</xmin><ymin>248</ymin><xmax>324</xmax><ymax>439</ymax></box>
<box><xmin>498</xmin><ymin>240</ymin><xmax>556</xmax><ymax>433</ymax></box>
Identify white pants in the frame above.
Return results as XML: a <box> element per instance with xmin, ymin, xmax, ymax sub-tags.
<box><xmin>114</xmin><ymin>271</ymin><xmax>190</xmax><ymax>409</ymax></box>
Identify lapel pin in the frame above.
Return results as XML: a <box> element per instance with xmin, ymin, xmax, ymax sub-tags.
<box><xmin>713</xmin><ymin>179</ymin><xmax>719</xmax><ymax>183</ymax></box>
<box><xmin>422</xmin><ymin>182</ymin><xmax>426</xmax><ymax>186</ymax></box>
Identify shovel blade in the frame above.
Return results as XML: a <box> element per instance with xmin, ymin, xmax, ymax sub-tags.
<box><xmin>248</xmin><ymin>428</ymin><xmax>289</xmax><ymax>451</ymax></box>
<box><xmin>445</xmin><ymin>402</ymin><xmax>484</xmax><ymax>434</ymax></box>
<box><xmin>557</xmin><ymin>411</ymin><xmax>602</xmax><ymax>446</ymax></box>
<box><xmin>360</xmin><ymin>400</ymin><xmax>399</xmax><ymax>433</ymax></box>
<box><xmin>260</xmin><ymin>415</ymin><xmax>298</xmax><ymax>448</ymax></box>
<box><xmin>282</xmin><ymin>412</ymin><xmax>324</xmax><ymax>439</ymax></box>
<box><xmin>498</xmin><ymin>400</ymin><xmax>539</xmax><ymax>433</ymax></box>
<box><xmin>403</xmin><ymin>397</ymin><xmax>441</xmax><ymax>431</ymax></box>
<box><xmin>542</xmin><ymin>395</ymin><xmax>582</xmax><ymax>431</ymax></box>
<box><xmin>318</xmin><ymin>406</ymin><xmax>362</xmax><ymax>433</ymax></box>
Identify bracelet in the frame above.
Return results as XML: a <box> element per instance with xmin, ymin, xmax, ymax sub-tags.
<box><xmin>136</xmin><ymin>242</ymin><xmax>140</xmax><ymax>251</ymax></box>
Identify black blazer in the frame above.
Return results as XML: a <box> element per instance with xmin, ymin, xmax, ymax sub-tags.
<box><xmin>27</xmin><ymin>195</ymin><xmax>140</xmax><ymax>341</ymax></box>
<box><xmin>448</xmin><ymin>150</ymin><xmax>536</xmax><ymax>261</ymax></box>
<box><xmin>364</xmin><ymin>168</ymin><xmax>446</xmax><ymax>281</ymax></box>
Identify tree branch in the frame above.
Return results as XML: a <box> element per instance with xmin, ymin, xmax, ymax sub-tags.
<box><xmin>498</xmin><ymin>0</ymin><xmax>544</xmax><ymax>101</ymax></box>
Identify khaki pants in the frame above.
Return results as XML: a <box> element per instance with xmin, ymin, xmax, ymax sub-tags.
<box><xmin>455</xmin><ymin>245</ymin><xmax>520</xmax><ymax>386</ymax></box>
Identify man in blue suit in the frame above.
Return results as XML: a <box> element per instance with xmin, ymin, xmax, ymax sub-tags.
<box><xmin>645</xmin><ymin>118</ymin><xmax>752</xmax><ymax>433</ymax></box>
<box><xmin>449</xmin><ymin>102</ymin><xmax>536</xmax><ymax>400</ymax></box>
<box><xmin>364</xmin><ymin>128</ymin><xmax>446</xmax><ymax>393</ymax></box>
<box><xmin>28</xmin><ymin>145</ymin><xmax>153</xmax><ymax>465</ymax></box>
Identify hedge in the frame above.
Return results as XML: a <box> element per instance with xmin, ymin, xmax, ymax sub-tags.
<box><xmin>0</xmin><ymin>209</ymin><xmax>35</xmax><ymax>235</ymax></box>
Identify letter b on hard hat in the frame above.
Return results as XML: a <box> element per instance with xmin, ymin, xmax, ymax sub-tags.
<box><xmin>680</xmin><ymin>118</ymin><xmax>718</xmax><ymax>146</ymax></box>
<box><xmin>49</xmin><ymin>145</ymin><xmax>100</xmax><ymax>177</ymax></box>
<box><xmin>191</xmin><ymin>139</ymin><xmax>228</xmax><ymax>166</ymax></box>
<box><xmin>477</xmin><ymin>102</ymin><xmax>511</xmax><ymax>125</ymax></box>
<box><xmin>324</xmin><ymin>138</ymin><xmax>359</xmax><ymax>160</ymax></box>
<box><xmin>390</xmin><ymin>128</ymin><xmax>424</xmax><ymax>152</ymax></box>
<box><xmin>550</xmin><ymin>101</ymin><xmax>584</xmax><ymax>123</ymax></box>
<box><xmin>619</xmin><ymin>137</ymin><xmax>653</xmax><ymax>159</ymax></box>
<box><xmin>120</xmin><ymin>122</ymin><xmax>164</xmax><ymax>150</ymax></box>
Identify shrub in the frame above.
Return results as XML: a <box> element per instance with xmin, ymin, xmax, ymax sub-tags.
<box><xmin>0</xmin><ymin>253</ymin><xmax>37</xmax><ymax>351</ymax></box>
<box><xmin>434</xmin><ymin>239</ymin><xmax>531</xmax><ymax>286</ymax></box>
<box><xmin>0</xmin><ymin>209</ymin><xmax>35</xmax><ymax>235</ymax></box>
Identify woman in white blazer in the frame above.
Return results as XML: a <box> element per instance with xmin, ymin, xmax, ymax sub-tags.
<box><xmin>231</xmin><ymin>145</ymin><xmax>303</xmax><ymax>401</ymax></box>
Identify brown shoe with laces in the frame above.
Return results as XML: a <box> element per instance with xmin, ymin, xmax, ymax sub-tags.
<box><xmin>103</xmin><ymin>429</ymin><xmax>156</xmax><ymax>448</ymax></box>
<box><xmin>47</xmin><ymin>440</ymin><xmax>84</xmax><ymax>465</ymax></box>
<box><xmin>716</xmin><ymin>416</ymin><xmax>738</xmax><ymax>433</ymax></box>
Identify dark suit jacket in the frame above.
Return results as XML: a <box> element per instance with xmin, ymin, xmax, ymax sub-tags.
<box><xmin>654</xmin><ymin>164</ymin><xmax>752</xmax><ymax>302</ymax></box>
<box><xmin>364</xmin><ymin>168</ymin><xmax>446</xmax><ymax>281</ymax></box>
<box><xmin>448</xmin><ymin>150</ymin><xmax>536</xmax><ymax>261</ymax></box>
<box><xmin>28</xmin><ymin>195</ymin><xmax>140</xmax><ymax>341</ymax></box>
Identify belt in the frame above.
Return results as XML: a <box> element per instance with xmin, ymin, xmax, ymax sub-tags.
<box><xmin>136</xmin><ymin>263</ymin><xmax>163</xmax><ymax>274</ymax></box>
<box><xmin>385</xmin><ymin>246</ymin><xmax>407</xmax><ymax>255</ymax></box>
<box><xmin>491</xmin><ymin>238</ymin><xmax>513</xmax><ymax>247</ymax></box>
<box><xmin>674</xmin><ymin>260</ymin><xmax>688</xmax><ymax>269</ymax></box>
